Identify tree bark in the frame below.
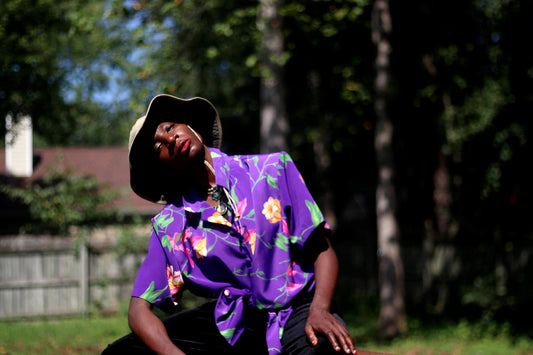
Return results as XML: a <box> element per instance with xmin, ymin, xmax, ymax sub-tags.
<box><xmin>372</xmin><ymin>0</ymin><xmax>406</xmax><ymax>338</ymax></box>
<box><xmin>422</xmin><ymin>95</ymin><xmax>460</xmax><ymax>314</ymax></box>
<box><xmin>257</xmin><ymin>0</ymin><xmax>289</xmax><ymax>153</ymax></box>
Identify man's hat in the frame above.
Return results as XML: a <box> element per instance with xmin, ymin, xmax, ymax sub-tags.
<box><xmin>128</xmin><ymin>94</ymin><xmax>222</xmax><ymax>204</ymax></box>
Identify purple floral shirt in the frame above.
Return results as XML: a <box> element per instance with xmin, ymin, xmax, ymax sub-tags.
<box><xmin>132</xmin><ymin>148</ymin><xmax>329</xmax><ymax>354</ymax></box>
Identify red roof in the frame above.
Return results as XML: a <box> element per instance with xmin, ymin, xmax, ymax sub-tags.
<box><xmin>0</xmin><ymin>147</ymin><xmax>161</xmax><ymax>216</ymax></box>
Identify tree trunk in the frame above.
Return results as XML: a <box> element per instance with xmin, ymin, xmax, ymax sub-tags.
<box><xmin>372</xmin><ymin>0</ymin><xmax>406</xmax><ymax>338</ymax></box>
<box><xmin>308</xmin><ymin>70</ymin><xmax>337</xmax><ymax>229</ymax></box>
<box><xmin>423</xmin><ymin>151</ymin><xmax>460</xmax><ymax>314</ymax></box>
<box><xmin>257</xmin><ymin>0</ymin><xmax>289</xmax><ymax>153</ymax></box>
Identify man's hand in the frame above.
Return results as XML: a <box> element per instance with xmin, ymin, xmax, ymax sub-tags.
<box><xmin>305</xmin><ymin>306</ymin><xmax>356</xmax><ymax>354</ymax></box>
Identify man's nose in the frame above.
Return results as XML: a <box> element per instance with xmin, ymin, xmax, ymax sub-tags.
<box><xmin>163</xmin><ymin>131</ymin><xmax>177</xmax><ymax>145</ymax></box>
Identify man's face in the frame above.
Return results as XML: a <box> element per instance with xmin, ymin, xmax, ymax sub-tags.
<box><xmin>153</xmin><ymin>122</ymin><xmax>204</xmax><ymax>174</ymax></box>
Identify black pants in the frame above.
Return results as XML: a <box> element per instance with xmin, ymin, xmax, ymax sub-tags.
<box><xmin>102</xmin><ymin>298</ymin><xmax>344</xmax><ymax>355</ymax></box>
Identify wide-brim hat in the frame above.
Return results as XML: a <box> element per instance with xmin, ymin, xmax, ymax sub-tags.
<box><xmin>128</xmin><ymin>94</ymin><xmax>222</xmax><ymax>204</ymax></box>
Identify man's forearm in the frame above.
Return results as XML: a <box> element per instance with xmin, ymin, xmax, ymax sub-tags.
<box><xmin>128</xmin><ymin>297</ymin><xmax>185</xmax><ymax>355</ymax></box>
<box><xmin>311</xmin><ymin>237</ymin><xmax>339</xmax><ymax>311</ymax></box>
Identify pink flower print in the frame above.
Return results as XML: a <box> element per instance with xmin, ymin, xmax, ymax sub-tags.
<box><xmin>182</xmin><ymin>248</ymin><xmax>195</xmax><ymax>268</ymax></box>
<box><xmin>175</xmin><ymin>229</ymin><xmax>196</xmax><ymax>267</ymax></box>
<box><xmin>286</xmin><ymin>262</ymin><xmax>301</xmax><ymax>293</ymax></box>
<box><xmin>236</xmin><ymin>198</ymin><xmax>248</xmax><ymax>218</ymax></box>
<box><xmin>235</xmin><ymin>224</ymin><xmax>245</xmax><ymax>234</ymax></box>
<box><xmin>287</xmin><ymin>261</ymin><xmax>297</xmax><ymax>276</ymax></box>
<box><xmin>281</xmin><ymin>219</ymin><xmax>289</xmax><ymax>234</ymax></box>
<box><xmin>244</xmin><ymin>229</ymin><xmax>257</xmax><ymax>255</ymax></box>
<box><xmin>166</xmin><ymin>264</ymin><xmax>185</xmax><ymax>306</ymax></box>
<box><xmin>180</xmin><ymin>228</ymin><xmax>192</xmax><ymax>244</ymax></box>
<box><xmin>286</xmin><ymin>282</ymin><xmax>302</xmax><ymax>293</ymax></box>
<box><xmin>191</xmin><ymin>236</ymin><xmax>207</xmax><ymax>258</ymax></box>
<box><xmin>167</xmin><ymin>232</ymin><xmax>181</xmax><ymax>251</ymax></box>
<box><xmin>166</xmin><ymin>264</ymin><xmax>184</xmax><ymax>295</ymax></box>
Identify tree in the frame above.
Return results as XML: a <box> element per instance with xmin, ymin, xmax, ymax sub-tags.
<box><xmin>372</xmin><ymin>0</ymin><xmax>406</xmax><ymax>337</ymax></box>
<box><xmin>257</xmin><ymin>0</ymin><xmax>289</xmax><ymax>153</ymax></box>
<box><xmin>0</xmin><ymin>0</ymin><xmax>133</xmax><ymax>146</ymax></box>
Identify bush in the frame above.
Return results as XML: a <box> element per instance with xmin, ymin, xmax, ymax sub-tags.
<box><xmin>1</xmin><ymin>167</ymin><xmax>119</xmax><ymax>234</ymax></box>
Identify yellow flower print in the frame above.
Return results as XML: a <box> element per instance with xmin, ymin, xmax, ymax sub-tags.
<box><xmin>192</xmin><ymin>237</ymin><xmax>207</xmax><ymax>258</ymax></box>
<box><xmin>208</xmin><ymin>212</ymin><xmax>232</xmax><ymax>227</ymax></box>
<box><xmin>262</xmin><ymin>197</ymin><xmax>282</xmax><ymax>223</ymax></box>
<box><xmin>166</xmin><ymin>264</ymin><xmax>184</xmax><ymax>294</ymax></box>
<box><xmin>245</xmin><ymin>229</ymin><xmax>257</xmax><ymax>255</ymax></box>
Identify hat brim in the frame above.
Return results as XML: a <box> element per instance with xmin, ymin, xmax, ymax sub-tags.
<box><xmin>129</xmin><ymin>94</ymin><xmax>222</xmax><ymax>204</ymax></box>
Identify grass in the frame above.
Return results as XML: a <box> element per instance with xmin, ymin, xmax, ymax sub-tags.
<box><xmin>0</xmin><ymin>304</ymin><xmax>532</xmax><ymax>355</ymax></box>
<box><xmin>353</xmin><ymin>325</ymin><xmax>533</xmax><ymax>354</ymax></box>
<box><xmin>0</xmin><ymin>314</ymin><xmax>129</xmax><ymax>355</ymax></box>
<box><xmin>346</xmin><ymin>315</ymin><xmax>533</xmax><ymax>355</ymax></box>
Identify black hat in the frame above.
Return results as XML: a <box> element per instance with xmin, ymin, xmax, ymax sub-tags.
<box><xmin>128</xmin><ymin>94</ymin><xmax>222</xmax><ymax>204</ymax></box>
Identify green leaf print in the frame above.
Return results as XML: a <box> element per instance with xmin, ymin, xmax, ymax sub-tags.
<box><xmin>245</xmin><ymin>208</ymin><xmax>255</xmax><ymax>219</ymax></box>
<box><xmin>154</xmin><ymin>214</ymin><xmax>174</xmax><ymax>234</ymax></box>
<box><xmin>220</xmin><ymin>328</ymin><xmax>236</xmax><ymax>340</ymax></box>
<box><xmin>305</xmin><ymin>200</ymin><xmax>323</xmax><ymax>227</ymax></box>
<box><xmin>140</xmin><ymin>281</ymin><xmax>168</xmax><ymax>303</ymax></box>
<box><xmin>274</xmin><ymin>233</ymin><xmax>289</xmax><ymax>251</ymax></box>
<box><xmin>267</xmin><ymin>173</ymin><xmax>278</xmax><ymax>189</ymax></box>
<box><xmin>279</xmin><ymin>153</ymin><xmax>292</xmax><ymax>167</ymax></box>
<box><xmin>290</xmin><ymin>235</ymin><xmax>301</xmax><ymax>244</ymax></box>
<box><xmin>161</xmin><ymin>235</ymin><xmax>172</xmax><ymax>252</ymax></box>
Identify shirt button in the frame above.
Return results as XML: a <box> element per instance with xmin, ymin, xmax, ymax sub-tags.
<box><xmin>224</xmin><ymin>289</ymin><xmax>230</xmax><ymax>296</ymax></box>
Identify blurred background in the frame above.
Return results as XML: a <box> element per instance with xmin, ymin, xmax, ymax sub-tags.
<box><xmin>1</xmin><ymin>0</ymin><xmax>532</xmax><ymax>353</ymax></box>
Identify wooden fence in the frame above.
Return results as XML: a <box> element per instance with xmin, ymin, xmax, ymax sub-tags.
<box><xmin>0</xmin><ymin>229</ymin><xmax>147</xmax><ymax>319</ymax></box>
<box><xmin>1</xmin><ymin>229</ymin><xmax>530</xmax><ymax>320</ymax></box>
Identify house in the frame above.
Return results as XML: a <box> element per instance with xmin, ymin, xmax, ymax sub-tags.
<box><xmin>0</xmin><ymin>117</ymin><xmax>161</xmax><ymax>232</ymax></box>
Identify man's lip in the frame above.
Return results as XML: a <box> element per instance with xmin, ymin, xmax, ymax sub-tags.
<box><xmin>177</xmin><ymin>139</ymin><xmax>191</xmax><ymax>155</ymax></box>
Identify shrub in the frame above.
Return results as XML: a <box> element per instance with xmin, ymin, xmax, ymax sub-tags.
<box><xmin>1</xmin><ymin>167</ymin><xmax>119</xmax><ymax>234</ymax></box>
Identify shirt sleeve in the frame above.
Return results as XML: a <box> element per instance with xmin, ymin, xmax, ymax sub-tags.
<box><xmin>131</xmin><ymin>228</ymin><xmax>172</xmax><ymax>307</ymax></box>
<box><xmin>278</xmin><ymin>152</ymin><xmax>331</xmax><ymax>252</ymax></box>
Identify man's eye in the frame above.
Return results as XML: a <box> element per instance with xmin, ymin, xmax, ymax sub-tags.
<box><xmin>167</xmin><ymin>124</ymin><xmax>174</xmax><ymax>133</ymax></box>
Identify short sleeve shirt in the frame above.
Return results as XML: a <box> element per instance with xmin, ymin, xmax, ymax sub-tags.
<box><xmin>131</xmin><ymin>149</ymin><xmax>329</xmax><ymax>354</ymax></box>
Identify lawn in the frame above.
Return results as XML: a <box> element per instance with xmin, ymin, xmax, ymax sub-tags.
<box><xmin>0</xmin><ymin>307</ymin><xmax>532</xmax><ymax>354</ymax></box>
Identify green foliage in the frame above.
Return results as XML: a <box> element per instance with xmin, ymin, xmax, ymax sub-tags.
<box><xmin>113</xmin><ymin>222</ymin><xmax>150</xmax><ymax>261</ymax></box>
<box><xmin>1</xmin><ymin>168</ymin><xmax>119</xmax><ymax>234</ymax></box>
<box><xmin>0</xmin><ymin>0</ymin><xmax>135</xmax><ymax>146</ymax></box>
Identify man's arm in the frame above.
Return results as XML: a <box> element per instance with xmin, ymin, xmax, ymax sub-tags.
<box><xmin>128</xmin><ymin>297</ymin><xmax>185</xmax><ymax>355</ymax></box>
<box><xmin>305</xmin><ymin>237</ymin><xmax>357</xmax><ymax>354</ymax></box>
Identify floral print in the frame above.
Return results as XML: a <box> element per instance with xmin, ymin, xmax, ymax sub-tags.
<box><xmin>208</xmin><ymin>212</ymin><xmax>232</xmax><ymax>227</ymax></box>
<box><xmin>262</xmin><ymin>197</ymin><xmax>282</xmax><ymax>223</ymax></box>
<box><xmin>132</xmin><ymin>149</ymin><xmax>329</xmax><ymax>355</ymax></box>
<box><xmin>192</xmin><ymin>237</ymin><xmax>207</xmax><ymax>258</ymax></box>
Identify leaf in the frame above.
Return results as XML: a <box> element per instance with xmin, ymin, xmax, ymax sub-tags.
<box><xmin>140</xmin><ymin>282</ymin><xmax>168</xmax><ymax>303</ymax></box>
<box><xmin>305</xmin><ymin>200</ymin><xmax>323</xmax><ymax>227</ymax></box>
<box><xmin>220</xmin><ymin>328</ymin><xmax>236</xmax><ymax>340</ymax></box>
<box><xmin>279</xmin><ymin>153</ymin><xmax>292</xmax><ymax>167</ymax></box>
<box><xmin>161</xmin><ymin>236</ymin><xmax>172</xmax><ymax>252</ymax></box>
<box><xmin>274</xmin><ymin>234</ymin><xmax>289</xmax><ymax>251</ymax></box>
<box><xmin>154</xmin><ymin>214</ymin><xmax>174</xmax><ymax>234</ymax></box>
<box><xmin>267</xmin><ymin>173</ymin><xmax>278</xmax><ymax>189</ymax></box>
